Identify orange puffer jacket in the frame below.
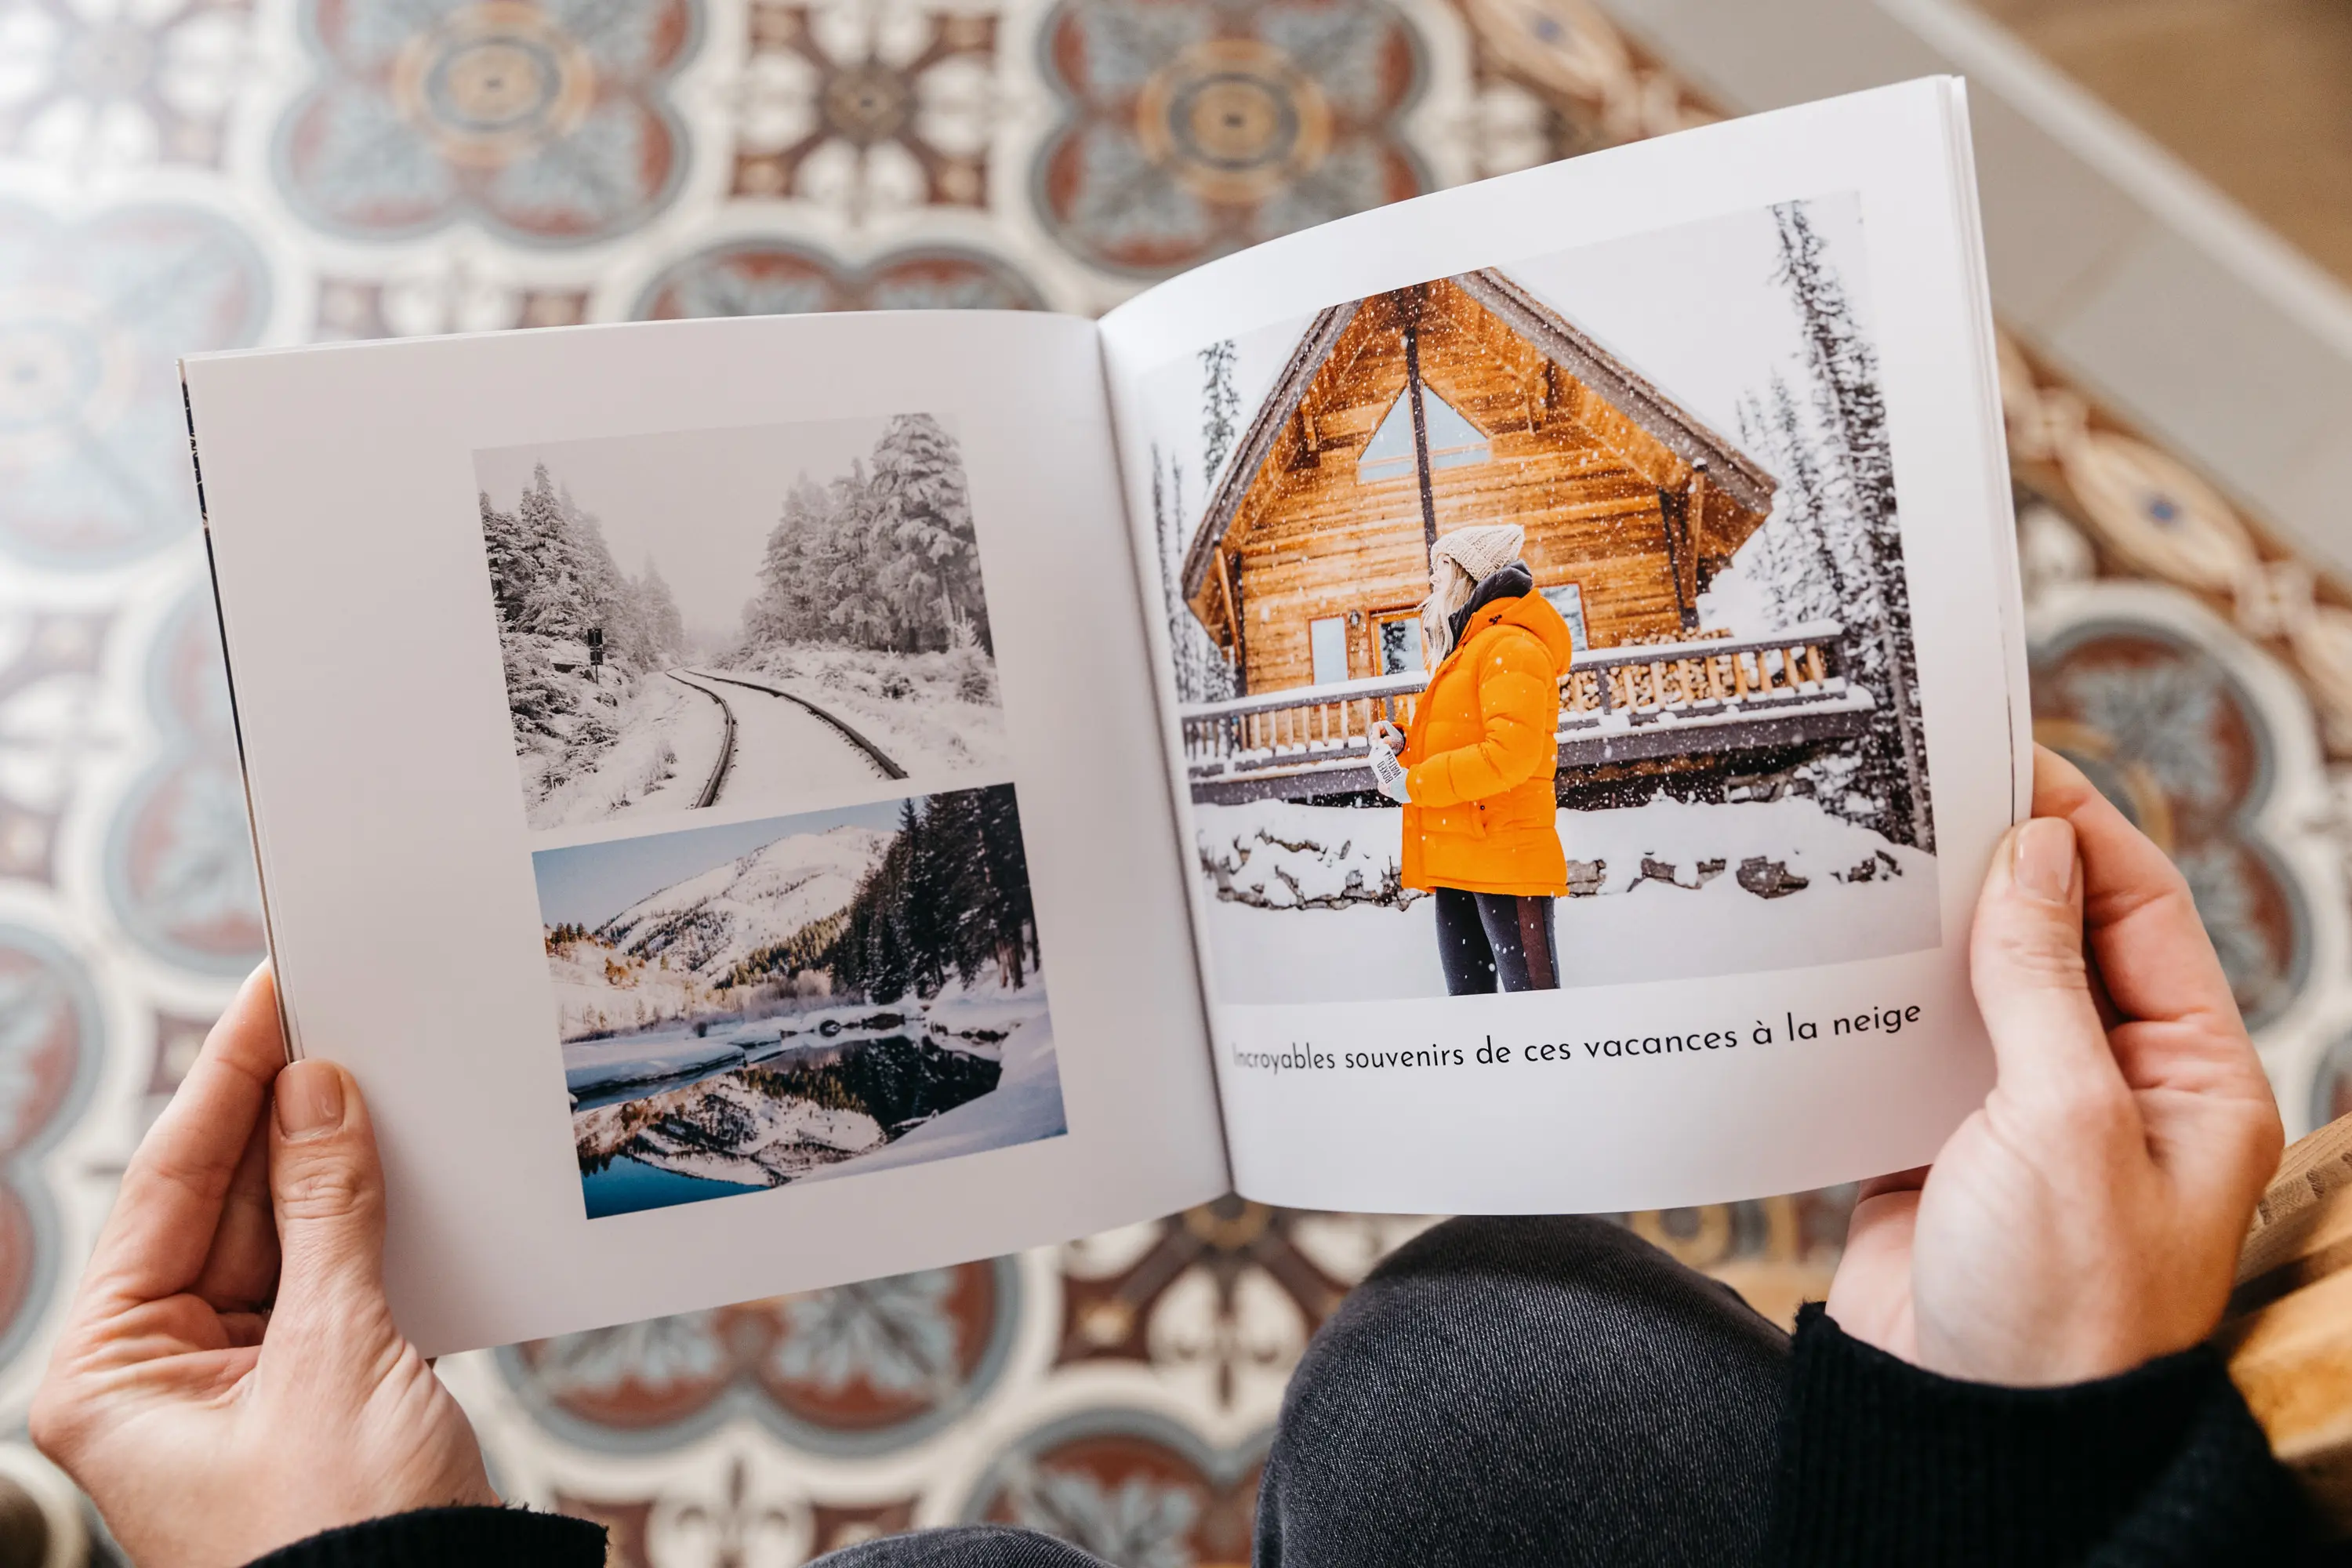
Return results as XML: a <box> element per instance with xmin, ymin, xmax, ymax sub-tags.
<box><xmin>1399</xmin><ymin>590</ymin><xmax>1575</xmax><ymax>897</ymax></box>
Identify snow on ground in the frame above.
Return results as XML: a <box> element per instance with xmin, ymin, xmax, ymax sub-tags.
<box><xmin>563</xmin><ymin>1033</ymin><xmax>745</xmax><ymax>1097</ymax></box>
<box><xmin>728</xmin><ymin>645</ymin><xmax>1007</xmax><ymax>780</ymax></box>
<box><xmin>677</xmin><ymin>667</ymin><xmax>891</xmax><ymax>803</ymax></box>
<box><xmin>1198</xmin><ymin>795</ymin><xmax>1940</xmax><ymax>1003</ymax></box>
<box><xmin>1197</xmin><ymin>800</ymin><xmax>1414</xmax><ymax>909</ymax></box>
<box><xmin>546</xmin><ymin>938</ymin><xmax>714</xmax><ymax>1044</ymax></box>
<box><xmin>923</xmin><ymin>968</ymin><xmax>1051</xmax><ymax>1058</ymax></box>
<box><xmin>522</xmin><ymin>670</ymin><xmax>729</xmax><ymax>831</ymax></box>
<box><xmin>814</xmin><ymin>1010</ymin><xmax>1066</xmax><ymax>1180</ymax></box>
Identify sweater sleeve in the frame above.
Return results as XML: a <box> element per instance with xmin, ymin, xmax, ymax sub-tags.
<box><xmin>1769</xmin><ymin>1304</ymin><xmax>2314</xmax><ymax>1567</ymax></box>
<box><xmin>1403</xmin><ymin>632</ymin><xmax>1557</xmax><ymax>808</ymax></box>
<box><xmin>243</xmin><ymin>1506</ymin><xmax>608</xmax><ymax>1568</ymax></box>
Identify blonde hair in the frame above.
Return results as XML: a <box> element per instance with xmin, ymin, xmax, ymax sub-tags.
<box><xmin>1420</xmin><ymin>555</ymin><xmax>1479</xmax><ymax>666</ymax></box>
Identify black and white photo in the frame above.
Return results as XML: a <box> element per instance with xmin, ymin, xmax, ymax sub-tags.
<box><xmin>477</xmin><ymin>413</ymin><xmax>1008</xmax><ymax>832</ymax></box>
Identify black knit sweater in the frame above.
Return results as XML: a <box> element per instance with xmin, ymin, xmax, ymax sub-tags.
<box><xmin>246</xmin><ymin>1313</ymin><xmax>2328</xmax><ymax>1566</ymax></box>
<box><xmin>1770</xmin><ymin>1305</ymin><xmax>2323</xmax><ymax>1565</ymax></box>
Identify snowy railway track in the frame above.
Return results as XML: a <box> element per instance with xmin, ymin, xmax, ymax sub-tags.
<box><xmin>667</xmin><ymin>672</ymin><xmax>736</xmax><ymax>808</ymax></box>
<box><xmin>688</xmin><ymin>670</ymin><xmax>908</xmax><ymax>783</ymax></box>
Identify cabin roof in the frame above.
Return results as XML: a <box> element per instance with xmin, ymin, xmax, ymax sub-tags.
<box><xmin>1178</xmin><ymin>270</ymin><xmax>1777</xmax><ymax>601</ymax></box>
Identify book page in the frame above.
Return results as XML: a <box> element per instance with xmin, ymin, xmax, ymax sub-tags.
<box><xmin>187</xmin><ymin>309</ymin><xmax>1225</xmax><ymax>1356</ymax></box>
<box><xmin>1098</xmin><ymin>80</ymin><xmax>2029</xmax><ymax>1213</ymax></box>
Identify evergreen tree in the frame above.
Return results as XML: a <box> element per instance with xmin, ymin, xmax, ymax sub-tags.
<box><xmin>742</xmin><ymin>419</ymin><xmax>995</xmax><ymax>660</ymax></box>
<box><xmin>1772</xmin><ymin>201</ymin><xmax>1933</xmax><ymax>851</ymax></box>
<box><xmin>1200</xmin><ymin>339</ymin><xmax>1240</xmax><ymax>482</ymax></box>
<box><xmin>826</xmin><ymin>785</ymin><xmax>1037</xmax><ymax>1000</ymax></box>
<box><xmin>1734</xmin><ymin>377</ymin><xmax>1840</xmax><ymax>628</ymax></box>
<box><xmin>639</xmin><ymin>559</ymin><xmax>686</xmax><ymax>660</ymax></box>
<box><xmin>1152</xmin><ymin>444</ymin><xmax>1234</xmax><ymax>706</ymax></box>
<box><xmin>870</xmin><ymin>413</ymin><xmax>990</xmax><ymax>655</ymax></box>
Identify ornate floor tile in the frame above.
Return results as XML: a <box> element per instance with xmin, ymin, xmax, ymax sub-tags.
<box><xmin>0</xmin><ymin>0</ymin><xmax>256</xmax><ymax>171</ymax></box>
<box><xmin>498</xmin><ymin>1258</ymin><xmax>1025</xmax><ymax>1457</ymax></box>
<box><xmin>1032</xmin><ymin>0</ymin><xmax>1432</xmax><ymax>278</ymax></box>
<box><xmin>102</xmin><ymin>586</ymin><xmax>263</xmax><ymax>977</ymax></box>
<box><xmin>272</xmin><ymin>0</ymin><xmax>702</xmax><ymax>245</ymax></box>
<box><xmin>731</xmin><ymin>0</ymin><xmax>1000</xmax><ymax>219</ymax></box>
<box><xmin>633</xmin><ymin>234</ymin><xmax>1046</xmax><ymax>314</ymax></box>
<box><xmin>0</xmin><ymin>201</ymin><xmax>268</xmax><ymax>569</ymax></box>
<box><xmin>0</xmin><ymin>923</ymin><xmax>103</xmax><ymax>1369</ymax></box>
<box><xmin>964</xmin><ymin>1406</ymin><xmax>1265</xmax><ymax>1568</ymax></box>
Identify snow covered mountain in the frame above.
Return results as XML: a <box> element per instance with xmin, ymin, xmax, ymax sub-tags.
<box><xmin>596</xmin><ymin>824</ymin><xmax>891</xmax><ymax>982</ymax></box>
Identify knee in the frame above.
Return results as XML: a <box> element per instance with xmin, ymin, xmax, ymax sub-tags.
<box><xmin>1282</xmin><ymin>1214</ymin><xmax>1788</xmax><ymax>1442</ymax></box>
<box><xmin>1257</xmin><ymin>1218</ymin><xmax>1790</xmax><ymax>1567</ymax></box>
<box><xmin>811</xmin><ymin>1526</ymin><xmax>1105</xmax><ymax>1567</ymax></box>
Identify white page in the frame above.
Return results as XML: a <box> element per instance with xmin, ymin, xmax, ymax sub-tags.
<box><xmin>1099</xmin><ymin>79</ymin><xmax>2030</xmax><ymax>1213</ymax></box>
<box><xmin>187</xmin><ymin>310</ymin><xmax>1225</xmax><ymax>1356</ymax></box>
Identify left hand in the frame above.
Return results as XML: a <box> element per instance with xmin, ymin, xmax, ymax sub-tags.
<box><xmin>1824</xmin><ymin>746</ymin><xmax>2283</xmax><ymax>1386</ymax></box>
<box><xmin>31</xmin><ymin>965</ymin><xmax>499</xmax><ymax>1568</ymax></box>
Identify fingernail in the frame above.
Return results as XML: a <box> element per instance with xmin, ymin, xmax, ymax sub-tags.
<box><xmin>275</xmin><ymin>1060</ymin><xmax>345</xmax><ymax>1140</ymax></box>
<box><xmin>2013</xmin><ymin>818</ymin><xmax>2076</xmax><ymax>903</ymax></box>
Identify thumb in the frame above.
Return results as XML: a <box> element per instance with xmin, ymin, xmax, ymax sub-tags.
<box><xmin>1969</xmin><ymin>817</ymin><xmax>2123</xmax><ymax>1109</ymax></box>
<box><xmin>267</xmin><ymin>1059</ymin><xmax>390</xmax><ymax>1334</ymax></box>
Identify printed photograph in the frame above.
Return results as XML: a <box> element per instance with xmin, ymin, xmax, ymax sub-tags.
<box><xmin>477</xmin><ymin>414</ymin><xmax>1007</xmax><ymax>833</ymax></box>
<box><xmin>535</xmin><ymin>783</ymin><xmax>1062</xmax><ymax>1218</ymax></box>
<box><xmin>1135</xmin><ymin>197</ymin><xmax>1940</xmax><ymax>1003</ymax></box>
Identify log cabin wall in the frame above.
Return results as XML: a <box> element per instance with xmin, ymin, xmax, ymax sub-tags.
<box><xmin>1200</xmin><ymin>278</ymin><xmax>1765</xmax><ymax>696</ymax></box>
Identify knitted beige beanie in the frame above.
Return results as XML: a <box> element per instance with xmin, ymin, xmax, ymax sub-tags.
<box><xmin>1430</xmin><ymin>523</ymin><xmax>1526</xmax><ymax>584</ymax></box>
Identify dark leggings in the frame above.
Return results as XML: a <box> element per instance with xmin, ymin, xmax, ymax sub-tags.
<box><xmin>811</xmin><ymin>1218</ymin><xmax>1787</xmax><ymax>1568</ymax></box>
<box><xmin>1432</xmin><ymin>885</ymin><xmax>1560</xmax><ymax>993</ymax></box>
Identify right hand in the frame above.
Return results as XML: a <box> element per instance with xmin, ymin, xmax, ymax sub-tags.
<box><xmin>1371</xmin><ymin>718</ymin><xmax>1406</xmax><ymax>755</ymax></box>
<box><xmin>31</xmin><ymin>966</ymin><xmax>499</xmax><ymax>1567</ymax></box>
<box><xmin>1826</xmin><ymin>746</ymin><xmax>2284</xmax><ymax>1385</ymax></box>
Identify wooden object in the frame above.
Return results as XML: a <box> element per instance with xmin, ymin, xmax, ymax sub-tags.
<box><xmin>1178</xmin><ymin>272</ymin><xmax>1777</xmax><ymax>697</ymax></box>
<box><xmin>2221</xmin><ymin>1112</ymin><xmax>2352</xmax><ymax>1534</ymax></box>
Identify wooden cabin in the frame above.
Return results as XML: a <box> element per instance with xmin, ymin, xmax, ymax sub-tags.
<box><xmin>1180</xmin><ymin>271</ymin><xmax>1779</xmax><ymax>695</ymax></box>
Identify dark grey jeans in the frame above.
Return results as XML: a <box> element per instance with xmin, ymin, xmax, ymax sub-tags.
<box><xmin>815</xmin><ymin>1217</ymin><xmax>1791</xmax><ymax>1568</ymax></box>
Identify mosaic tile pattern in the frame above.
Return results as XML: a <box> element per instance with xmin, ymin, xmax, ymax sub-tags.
<box><xmin>1</xmin><ymin>0</ymin><xmax>2348</xmax><ymax>1561</ymax></box>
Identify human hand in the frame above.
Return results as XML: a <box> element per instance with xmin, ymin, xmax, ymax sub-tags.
<box><xmin>1825</xmin><ymin>745</ymin><xmax>2284</xmax><ymax>1385</ymax></box>
<box><xmin>31</xmin><ymin>966</ymin><xmax>496</xmax><ymax>1568</ymax></box>
<box><xmin>1371</xmin><ymin>718</ymin><xmax>1406</xmax><ymax>756</ymax></box>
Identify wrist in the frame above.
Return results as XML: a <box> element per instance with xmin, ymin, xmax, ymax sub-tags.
<box><xmin>1773</xmin><ymin>1305</ymin><xmax>2307</xmax><ymax>1565</ymax></box>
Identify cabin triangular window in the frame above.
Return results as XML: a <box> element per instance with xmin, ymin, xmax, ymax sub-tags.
<box><xmin>1357</xmin><ymin>386</ymin><xmax>1490</xmax><ymax>484</ymax></box>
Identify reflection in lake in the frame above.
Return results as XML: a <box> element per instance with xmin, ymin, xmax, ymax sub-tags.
<box><xmin>575</xmin><ymin>1031</ymin><xmax>1003</xmax><ymax>1200</ymax></box>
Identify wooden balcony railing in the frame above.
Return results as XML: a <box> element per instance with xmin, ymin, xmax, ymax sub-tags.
<box><xmin>1178</xmin><ymin>622</ymin><xmax>1870</xmax><ymax>799</ymax></box>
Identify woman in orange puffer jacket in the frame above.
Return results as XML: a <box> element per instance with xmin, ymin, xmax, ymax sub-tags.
<box><xmin>1367</xmin><ymin>524</ymin><xmax>1573</xmax><ymax>993</ymax></box>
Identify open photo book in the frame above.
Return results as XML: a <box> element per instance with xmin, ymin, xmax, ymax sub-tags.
<box><xmin>184</xmin><ymin>77</ymin><xmax>2027</xmax><ymax>1356</ymax></box>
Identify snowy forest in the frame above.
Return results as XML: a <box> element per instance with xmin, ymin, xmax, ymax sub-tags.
<box><xmin>1152</xmin><ymin>340</ymin><xmax>1240</xmax><ymax>709</ymax></box>
<box><xmin>827</xmin><ymin>784</ymin><xmax>1039</xmax><ymax>1003</ymax></box>
<box><xmin>741</xmin><ymin>413</ymin><xmax>993</xmax><ymax>660</ymax></box>
<box><xmin>1730</xmin><ymin>202</ymin><xmax>1932</xmax><ymax>851</ymax></box>
<box><xmin>483</xmin><ymin>413</ymin><xmax>1007</xmax><ymax>829</ymax></box>
<box><xmin>482</xmin><ymin>463</ymin><xmax>689</xmax><ymax>795</ymax></box>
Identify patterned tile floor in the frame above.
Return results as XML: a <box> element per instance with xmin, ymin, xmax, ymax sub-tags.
<box><xmin>1</xmin><ymin>0</ymin><xmax>2349</xmax><ymax>1561</ymax></box>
